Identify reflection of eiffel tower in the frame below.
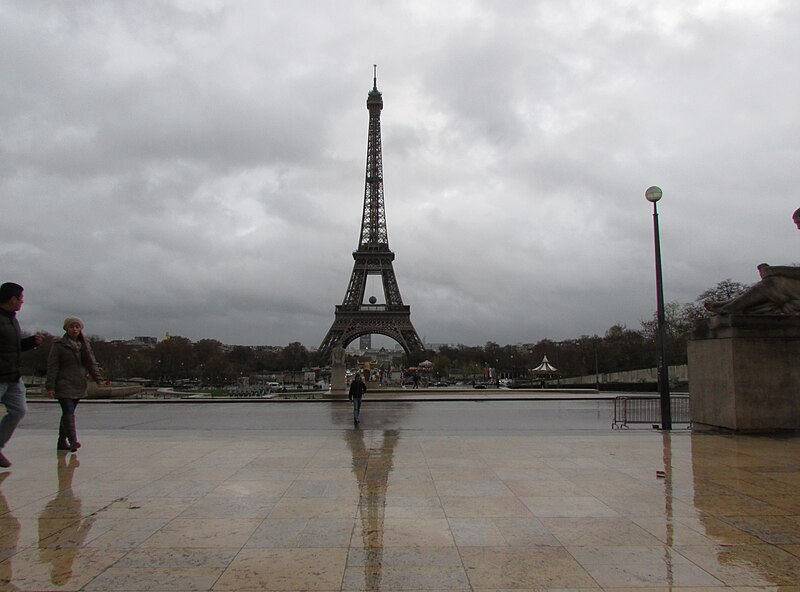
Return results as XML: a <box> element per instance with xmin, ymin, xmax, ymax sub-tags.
<box><xmin>345</xmin><ymin>428</ymin><xmax>399</xmax><ymax>590</ymax></box>
<box><xmin>319</xmin><ymin>68</ymin><xmax>424</xmax><ymax>361</ymax></box>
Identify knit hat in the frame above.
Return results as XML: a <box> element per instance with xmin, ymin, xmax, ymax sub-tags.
<box><xmin>63</xmin><ymin>316</ymin><xmax>84</xmax><ymax>331</ymax></box>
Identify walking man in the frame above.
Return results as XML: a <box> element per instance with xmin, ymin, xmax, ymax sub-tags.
<box><xmin>349</xmin><ymin>373</ymin><xmax>367</xmax><ymax>423</ymax></box>
<box><xmin>0</xmin><ymin>282</ymin><xmax>43</xmax><ymax>468</ymax></box>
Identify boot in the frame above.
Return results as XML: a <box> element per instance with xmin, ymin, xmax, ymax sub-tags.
<box><xmin>57</xmin><ymin>417</ymin><xmax>70</xmax><ymax>451</ymax></box>
<box><xmin>65</xmin><ymin>415</ymin><xmax>81</xmax><ymax>452</ymax></box>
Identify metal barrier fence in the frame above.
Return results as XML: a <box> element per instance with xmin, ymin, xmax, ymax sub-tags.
<box><xmin>612</xmin><ymin>395</ymin><xmax>691</xmax><ymax>429</ymax></box>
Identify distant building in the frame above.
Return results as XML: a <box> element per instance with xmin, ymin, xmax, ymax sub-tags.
<box><xmin>110</xmin><ymin>336</ymin><xmax>157</xmax><ymax>349</ymax></box>
<box><xmin>425</xmin><ymin>343</ymin><xmax>455</xmax><ymax>351</ymax></box>
<box><xmin>359</xmin><ymin>335</ymin><xmax>372</xmax><ymax>350</ymax></box>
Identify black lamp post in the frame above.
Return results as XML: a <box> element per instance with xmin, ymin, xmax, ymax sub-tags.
<box><xmin>646</xmin><ymin>186</ymin><xmax>672</xmax><ymax>430</ymax></box>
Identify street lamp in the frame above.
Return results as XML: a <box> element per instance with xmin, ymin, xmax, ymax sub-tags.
<box><xmin>646</xmin><ymin>186</ymin><xmax>672</xmax><ymax>430</ymax></box>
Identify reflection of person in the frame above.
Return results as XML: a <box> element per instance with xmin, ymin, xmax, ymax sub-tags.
<box><xmin>46</xmin><ymin>317</ymin><xmax>102</xmax><ymax>452</ymax></box>
<box><xmin>0</xmin><ymin>472</ymin><xmax>21</xmax><ymax>589</ymax></box>
<box><xmin>349</xmin><ymin>373</ymin><xmax>367</xmax><ymax>423</ymax></box>
<box><xmin>706</xmin><ymin>209</ymin><xmax>800</xmax><ymax>315</ymax></box>
<box><xmin>39</xmin><ymin>455</ymin><xmax>95</xmax><ymax>585</ymax></box>
<box><xmin>0</xmin><ymin>282</ymin><xmax>44</xmax><ymax>468</ymax></box>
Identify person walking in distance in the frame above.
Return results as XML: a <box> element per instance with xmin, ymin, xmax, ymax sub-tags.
<box><xmin>349</xmin><ymin>373</ymin><xmax>367</xmax><ymax>423</ymax></box>
<box><xmin>0</xmin><ymin>282</ymin><xmax>44</xmax><ymax>468</ymax></box>
<box><xmin>46</xmin><ymin>317</ymin><xmax>103</xmax><ymax>452</ymax></box>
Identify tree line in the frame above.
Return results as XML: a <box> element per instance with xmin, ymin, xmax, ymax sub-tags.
<box><xmin>20</xmin><ymin>280</ymin><xmax>747</xmax><ymax>384</ymax></box>
<box><xmin>21</xmin><ymin>337</ymin><xmax>313</xmax><ymax>386</ymax></box>
<box><xmin>414</xmin><ymin>279</ymin><xmax>748</xmax><ymax>380</ymax></box>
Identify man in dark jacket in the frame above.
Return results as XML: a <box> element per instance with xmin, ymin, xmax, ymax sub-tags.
<box><xmin>348</xmin><ymin>373</ymin><xmax>367</xmax><ymax>423</ymax></box>
<box><xmin>0</xmin><ymin>282</ymin><xmax>43</xmax><ymax>468</ymax></box>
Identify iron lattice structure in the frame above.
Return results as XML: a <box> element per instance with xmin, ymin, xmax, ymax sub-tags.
<box><xmin>318</xmin><ymin>71</ymin><xmax>424</xmax><ymax>361</ymax></box>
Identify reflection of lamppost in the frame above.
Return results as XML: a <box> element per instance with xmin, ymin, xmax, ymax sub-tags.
<box><xmin>646</xmin><ymin>186</ymin><xmax>672</xmax><ymax>430</ymax></box>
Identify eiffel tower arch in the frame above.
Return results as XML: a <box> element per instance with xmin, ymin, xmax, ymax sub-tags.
<box><xmin>319</xmin><ymin>69</ymin><xmax>424</xmax><ymax>362</ymax></box>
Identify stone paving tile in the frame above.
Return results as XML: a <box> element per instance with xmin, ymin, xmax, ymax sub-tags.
<box><xmin>139</xmin><ymin>517</ymin><xmax>263</xmax><ymax>548</ymax></box>
<box><xmin>245</xmin><ymin>517</ymin><xmax>354</xmax><ymax>548</ymax></box>
<box><xmin>541</xmin><ymin>516</ymin><xmax>665</xmax><ymax>547</ymax></box>
<box><xmin>440</xmin><ymin>495</ymin><xmax>533</xmax><ymax>518</ymax></box>
<box><xmin>519</xmin><ymin>495</ymin><xmax>620</xmax><ymax>518</ymax></box>
<box><xmin>85</xmin><ymin>565</ymin><xmax>225</xmax><ymax>591</ymax></box>
<box><xmin>674</xmin><ymin>544</ymin><xmax>800</xmax><ymax>586</ymax></box>
<box><xmin>719</xmin><ymin>515</ymin><xmax>800</xmax><ymax>545</ymax></box>
<box><xmin>459</xmin><ymin>545</ymin><xmax>600</xmax><ymax>588</ymax></box>
<box><xmin>213</xmin><ymin>548</ymin><xmax>349</xmax><ymax>590</ymax></box>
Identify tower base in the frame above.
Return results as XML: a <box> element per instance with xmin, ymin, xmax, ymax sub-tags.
<box><xmin>319</xmin><ymin>306</ymin><xmax>424</xmax><ymax>362</ymax></box>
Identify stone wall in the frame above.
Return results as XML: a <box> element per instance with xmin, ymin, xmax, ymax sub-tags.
<box><xmin>553</xmin><ymin>364</ymin><xmax>688</xmax><ymax>387</ymax></box>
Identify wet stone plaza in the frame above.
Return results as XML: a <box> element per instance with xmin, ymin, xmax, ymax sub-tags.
<box><xmin>2</xmin><ymin>399</ymin><xmax>800</xmax><ymax>591</ymax></box>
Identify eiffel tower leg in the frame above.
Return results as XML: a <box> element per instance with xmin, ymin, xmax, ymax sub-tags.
<box><xmin>319</xmin><ymin>329</ymin><xmax>344</xmax><ymax>363</ymax></box>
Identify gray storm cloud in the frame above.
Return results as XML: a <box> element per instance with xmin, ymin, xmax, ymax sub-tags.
<box><xmin>2</xmin><ymin>0</ymin><xmax>797</xmax><ymax>346</ymax></box>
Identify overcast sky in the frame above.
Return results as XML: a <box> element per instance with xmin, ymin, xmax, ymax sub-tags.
<box><xmin>2</xmin><ymin>0</ymin><xmax>798</xmax><ymax>349</ymax></box>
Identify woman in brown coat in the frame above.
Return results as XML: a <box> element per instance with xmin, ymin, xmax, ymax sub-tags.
<box><xmin>45</xmin><ymin>317</ymin><xmax>102</xmax><ymax>452</ymax></box>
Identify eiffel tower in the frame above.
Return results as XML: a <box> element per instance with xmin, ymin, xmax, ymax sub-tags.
<box><xmin>318</xmin><ymin>68</ymin><xmax>424</xmax><ymax>361</ymax></box>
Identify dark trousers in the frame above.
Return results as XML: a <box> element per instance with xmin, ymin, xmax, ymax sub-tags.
<box><xmin>58</xmin><ymin>398</ymin><xmax>80</xmax><ymax>416</ymax></box>
<box><xmin>352</xmin><ymin>395</ymin><xmax>362</xmax><ymax>420</ymax></box>
<box><xmin>57</xmin><ymin>398</ymin><xmax>81</xmax><ymax>449</ymax></box>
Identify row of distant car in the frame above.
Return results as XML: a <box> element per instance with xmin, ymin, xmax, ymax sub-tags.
<box><xmin>427</xmin><ymin>380</ymin><xmax>508</xmax><ymax>388</ymax></box>
<box><xmin>474</xmin><ymin>380</ymin><xmax>510</xmax><ymax>389</ymax></box>
<box><xmin>403</xmin><ymin>379</ymin><xmax>517</xmax><ymax>388</ymax></box>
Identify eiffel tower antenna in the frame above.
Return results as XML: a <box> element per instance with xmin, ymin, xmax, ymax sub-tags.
<box><xmin>318</xmin><ymin>69</ymin><xmax>424</xmax><ymax>361</ymax></box>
